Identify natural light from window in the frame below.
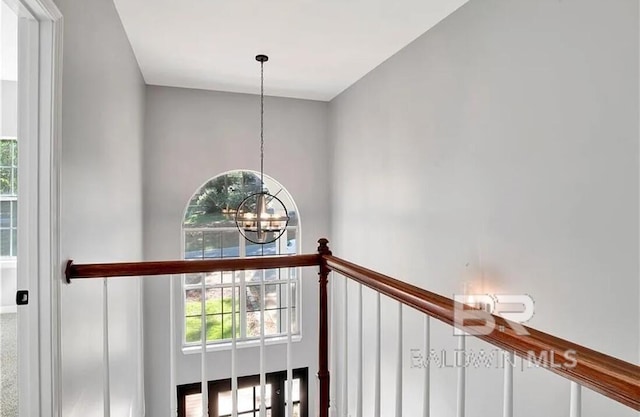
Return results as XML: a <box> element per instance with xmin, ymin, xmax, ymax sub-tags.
<box><xmin>182</xmin><ymin>170</ymin><xmax>300</xmax><ymax>347</ymax></box>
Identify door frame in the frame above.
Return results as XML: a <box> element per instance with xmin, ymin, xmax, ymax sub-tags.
<box><xmin>10</xmin><ymin>0</ymin><xmax>62</xmax><ymax>415</ymax></box>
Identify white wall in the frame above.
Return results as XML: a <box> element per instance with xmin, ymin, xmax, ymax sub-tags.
<box><xmin>329</xmin><ymin>0</ymin><xmax>639</xmax><ymax>416</ymax></box>
<box><xmin>54</xmin><ymin>0</ymin><xmax>145</xmax><ymax>414</ymax></box>
<box><xmin>1</xmin><ymin>80</ymin><xmax>17</xmax><ymax>138</ymax></box>
<box><xmin>143</xmin><ymin>85</ymin><xmax>330</xmax><ymax>416</ymax></box>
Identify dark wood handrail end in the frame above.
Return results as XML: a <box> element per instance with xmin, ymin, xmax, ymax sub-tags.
<box><xmin>64</xmin><ymin>260</ymin><xmax>73</xmax><ymax>284</ymax></box>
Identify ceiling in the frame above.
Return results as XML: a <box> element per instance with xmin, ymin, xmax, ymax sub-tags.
<box><xmin>112</xmin><ymin>0</ymin><xmax>468</xmax><ymax>101</ymax></box>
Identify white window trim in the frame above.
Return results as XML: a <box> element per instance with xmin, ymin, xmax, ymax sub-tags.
<box><xmin>182</xmin><ymin>334</ymin><xmax>304</xmax><ymax>355</ymax></box>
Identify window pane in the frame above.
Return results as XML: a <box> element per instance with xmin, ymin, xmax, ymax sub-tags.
<box><xmin>265</xmin><ymin>284</ymin><xmax>278</xmax><ymax>309</ymax></box>
<box><xmin>205</xmin><ymin>287</ymin><xmax>239</xmax><ymax>341</ymax></box>
<box><xmin>245</xmin><ymin>269</ymin><xmax>261</xmax><ymax>284</ymax></box>
<box><xmin>204</xmin><ymin>287</ymin><xmax>223</xmax><ymax>341</ymax></box>
<box><xmin>291</xmin><ymin>281</ymin><xmax>299</xmax><ymax>333</ymax></box>
<box><xmin>220</xmin><ymin>270</ymin><xmax>235</xmax><ymax>285</ymax></box>
<box><xmin>205</xmin><ymin>271</ymin><xmax>222</xmax><ymax>285</ymax></box>
<box><xmin>264</xmin><ymin>268</ymin><xmax>278</xmax><ymax>282</ymax></box>
<box><xmin>217</xmin><ymin>389</ymin><xmax>231</xmax><ymax>415</ymax></box>
<box><xmin>218</xmin><ymin>384</ymin><xmax>271</xmax><ymax>416</ymax></box>
<box><xmin>0</xmin><ymin>229</ymin><xmax>10</xmax><ymax>256</ymax></box>
<box><xmin>185</xmin><ymin>288</ymin><xmax>202</xmax><ymax>343</ymax></box>
<box><xmin>245</xmin><ymin>311</ymin><xmax>260</xmax><ymax>337</ymax></box>
<box><xmin>10</xmin><ymin>200</ymin><xmax>16</xmax><ymax>226</ymax></box>
<box><xmin>0</xmin><ymin>141</ymin><xmax>12</xmax><ymax>166</ymax></box>
<box><xmin>185</xmin><ymin>231</ymin><xmax>203</xmax><ymax>259</ymax></box>
<box><xmin>246</xmin><ymin>237</ymin><xmax>277</xmax><ymax>256</ymax></box>
<box><xmin>185</xmin><ymin>393</ymin><xmax>201</xmax><ymax>417</ymax></box>
<box><xmin>0</xmin><ymin>168</ymin><xmax>12</xmax><ymax>194</ymax></box>
<box><xmin>262</xmin><ymin>240</ymin><xmax>277</xmax><ymax>256</ymax></box>
<box><xmin>292</xmin><ymin>378</ymin><xmax>300</xmax><ymax>402</ymax></box>
<box><xmin>286</xmin><ymin>228</ymin><xmax>297</xmax><ymax>254</ymax></box>
<box><xmin>0</xmin><ymin>201</ymin><xmax>10</xmax><ymax>227</ymax></box>
<box><xmin>243</xmin><ymin>282</ymin><xmax>297</xmax><ymax>336</ymax></box>
<box><xmin>237</xmin><ymin>386</ymin><xmax>254</xmax><ymax>412</ymax></box>
<box><xmin>222</xmin><ymin>288</ymin><xmax>233</xmax><ymax>314</ymax></box>
<box><xmin>221</xmin><ymin>230</ymin><xmax>239</xmax><ymax>257</ymax></box>
<box><xmin>260</xmin><ymin>383</ymin><xmax>272</xmax><ymax>408</ymax></box>
<box><xmin>184</xmin><ymin>273</ymin><xmax>202</xmax><ymax>286</ymax></box>
<box><xmin>185</xmin><ymin>289</ymin><xmax>202</xmax><ymax>314</ymax></box>
<box><xmin>203</xmin><ymin>230</ymin><xmax>220</xmax><ymax>258</ymax></box>
<box><xmin>263</xmin><ymin>309</ymin><xmax>279</xmax><ymax>336</ymax></box>
<box><xmin>185</xmin><ymin>316</ymin><xmax>201</xmax><ymax>343</ymax></box>
<box><xmin>245</xmin><ymin>285</ymin><xmax>261</xmax><ymax>312</ymax></box>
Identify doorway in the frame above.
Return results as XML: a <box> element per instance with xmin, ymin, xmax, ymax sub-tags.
<box><xmin>0</xmin><ymin>0</ymin><xmax>61</xmax><ymax>415</ymax></box>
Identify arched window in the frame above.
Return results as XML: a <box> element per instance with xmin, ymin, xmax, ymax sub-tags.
<box><xmin>182</xmin><ymin>170</ymin><xmax>300</xmax><ymax>347</ymax></box>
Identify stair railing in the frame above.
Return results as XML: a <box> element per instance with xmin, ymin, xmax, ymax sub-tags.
<box><xmin>65</xmin><ymin>238</ymin><xmax>640</xmax><ymax>417</ymax></box>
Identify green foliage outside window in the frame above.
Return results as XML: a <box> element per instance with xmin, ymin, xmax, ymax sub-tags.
<box><xmin>184</xmin><ymin>298</ymin><xmax>239</xmax><ymax>342</ymax></box>
<box><xmin>184</xmin><ymin>171</ymin><xmax>262</xmax><ymax>227</ymax></box>
<box><xmin>0</xmin><ymin>139</ymin><xmax>18</xmax><ymax>256</ymax></box>
<box><xmin>0</xmin><ymin>140</ymin><xmax>17</xmax><ymax>196</ymax></box>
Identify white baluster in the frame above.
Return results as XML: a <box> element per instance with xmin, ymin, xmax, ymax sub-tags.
<box><xmin>374</xmin><ymin>293</ymin><xmax>381</xmax><ymax>417</ymax></box>
<box><xmin>423</xmin><ymin>316</ymin><xmax>430</xmax><ymax>417</ymax></box>
<box><xmin>139</xmin><ymin>278</ymin><xmax>147</xmax><ymax>417</ymax></box>
<box><xmin>456</xmin><ymin>335</ymin><xmax>466</xmax><ymax>417</ymax></box>
<box><xmin>503</xmin><ymin>351</ymin><xmax>514</xmax><ymax>417</ymax></box>
<box><xmin>330</xmin><ymin>272</ymin><xmax>337</xmax><ymax>417</ymax></box>
<box><xmin>356</xmin><ymin>284</ymin><xmax>363</xmax><ymax>417</ymax></box>
<box><xmin>570</xmin><ymin>382</ymin><xmax>582</xmax><ymax>417</ymax></box>
<box><xmin>201</xmin><ymin>273</ymin><xmax>208</xmax><ymax>417</ymax></box>
<box><xmin>286</xmin><ymin>267</ymin><xmax>293</xmax><ymax>417</ymax></box>
<box><xmin>169</xmin><ymin>275</ymin><xmax>177</xmax><ymax>416</ymax></box>
<box><xmin>103</xmin><ymin>278</ymin><xmax>111</xmax><ymax>417</ymax></box>
<box><xmin>231</xmin><ymin>272</ymin><xmax>238</xmax><ymax>417</ymax></box>
<box><xmin>343</xmin><ymin>276</ymin><xmax>349</xmax><ymax>417</ymax></box>
<box><xmin>396</xmin><ymin>304</ymin><xmax>403</xmax><ymax>417</ymax></box>
<box><xmin>260</xmin><ymin>271</ymin><xmax>266</xmax><ymax>417</ymax></box>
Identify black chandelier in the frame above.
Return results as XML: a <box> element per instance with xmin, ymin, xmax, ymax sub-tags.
<box><xmin>235</xmin><ymin>55</ymin><xmax>290</xmax><ymax>244</ymax></box>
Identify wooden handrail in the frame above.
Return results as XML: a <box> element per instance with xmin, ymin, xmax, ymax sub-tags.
<box><xmin>323</xmin><ymin>254</ymin><xmax>640</xmax><ymax>411</ymax></box>
<box><xmin>64</xmin><ymin>254</ymin><xmax>320</xmax><ymax>282</ymax></box>
<box><xmin>64</xmin><ymin>239</ymin><xmax>640</xmax><ymax>411</ymax></box>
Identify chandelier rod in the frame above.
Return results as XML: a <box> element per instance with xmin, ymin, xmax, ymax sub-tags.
<box><xmin>259</xmin><ymin>56</ymin><xmax>265</xmax><ymax>190</ymax></box>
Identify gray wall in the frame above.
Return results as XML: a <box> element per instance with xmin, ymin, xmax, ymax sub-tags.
<box><xmin>54</xmin><ymin>0</ymin><xmax>145</xmax><ymax>415</ymax></box>
<box><xmin>329</xmin><ymin>0</ymin><xmax>639</xmax><ymax>416</ymax></box>
<box><xmin>143</xmin><ymin>85</ymin><xmax>330</xmax><ymax>416</ymax></box>
<box><xmin>1</xmin><ymin>80</ymin><xmax>17</xmax><ymax>138</ymax></box>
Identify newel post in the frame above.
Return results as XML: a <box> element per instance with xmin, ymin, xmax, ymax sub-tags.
<box><xmin>317</xmin><ymin>238</ymin><xmax>332</xmax><ymax>417</ymax></box>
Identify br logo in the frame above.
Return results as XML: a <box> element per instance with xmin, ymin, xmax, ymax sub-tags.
<box><xmin>452</xmin><ymin>294</ymin><xmax>535</xmax><ymax>336</ymax></box>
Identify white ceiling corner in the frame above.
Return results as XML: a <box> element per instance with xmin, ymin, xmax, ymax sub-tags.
<box><xmin>112</xmin><ymin>0</ymin><xmax>468</xmax><ymax>101</ymax></box>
